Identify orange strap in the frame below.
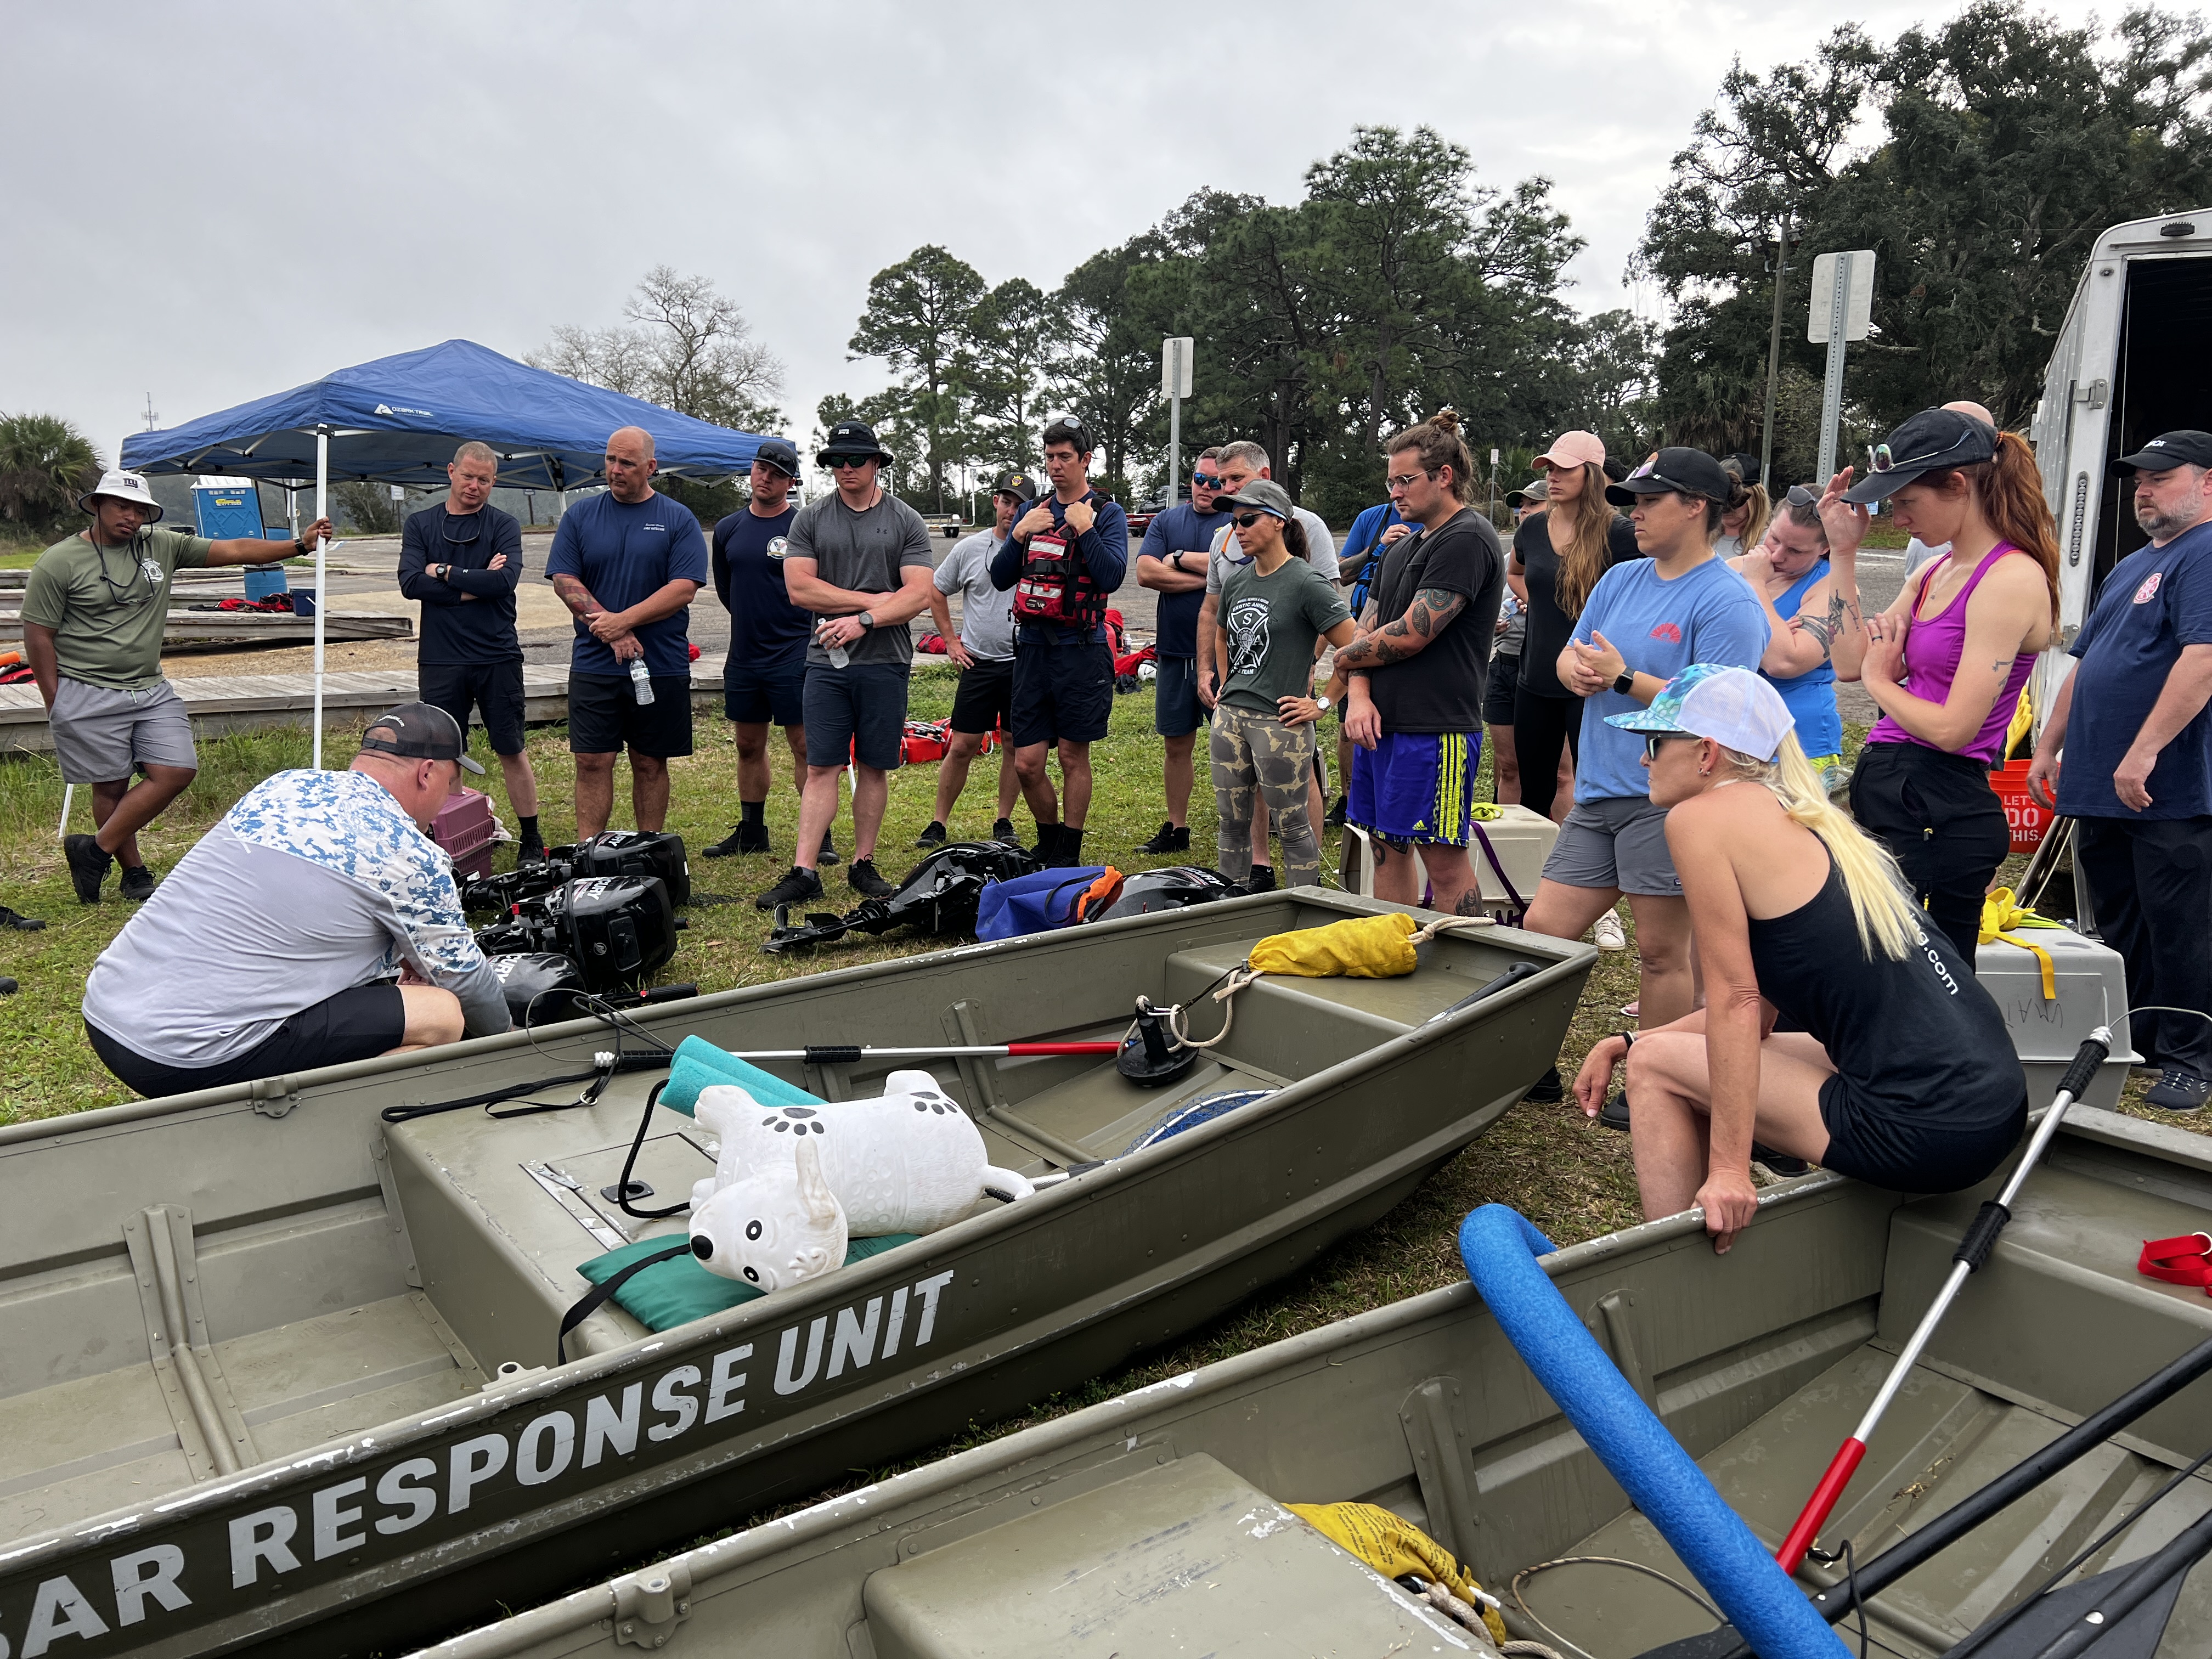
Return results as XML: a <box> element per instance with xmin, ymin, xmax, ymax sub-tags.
<box><xmin>2139</xmin><ymin>1233</ymin><xmax>2212</xmax><ymax>1290</ymax></box>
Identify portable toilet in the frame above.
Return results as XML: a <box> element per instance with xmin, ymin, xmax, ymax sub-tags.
<box><xmin>192</xmin><ymin>477</ymin><xmax>289</xmax><ymax>600</ymax></box>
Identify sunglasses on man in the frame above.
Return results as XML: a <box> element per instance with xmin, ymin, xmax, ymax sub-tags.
<box><xmin>1193</xmin><ymin>472</ymin><xmax>1223</xmax><ymax>490</ymax></box>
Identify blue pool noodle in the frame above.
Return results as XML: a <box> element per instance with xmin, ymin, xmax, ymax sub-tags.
<box><xmin>661</xmin><ymin>1035</ymin><xmax>824</xmax><ymax>1117</ymax></box>
<box><xmin>1458</xmin><ymin>1205</ymin><xmax>1847</xmax><ymax>1658</ymax></box>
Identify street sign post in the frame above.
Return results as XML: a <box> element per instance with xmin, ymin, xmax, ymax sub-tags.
<box><xmin>1809</xmin><ymin>250</ymin><xmax>1875</xmax><ymax>482</ymax></box>
<box><xmin>1163</xmin><ymin>337</ymin><xmax>1193</xmax><ymax>505</ymax></box>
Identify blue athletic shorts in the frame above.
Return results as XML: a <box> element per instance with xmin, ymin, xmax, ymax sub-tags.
<box><xmin>1348</xmin><ymin>730</ymin><xmax>1482</xmax><ymax>845</ymax></box>
<box><xmin>1154</xmin><ymin>655</ymin><xmax>1204</xmax><ymax>737</ymax></box>
<box><xmin>724</xmin><ymin>656</ymin><xmax>806</xmax><ymax>727</ymax></box>
<box><xmin>803</xmin><ymin>662</ymin><xmax>909</xmax><ymax>770</ymax></box>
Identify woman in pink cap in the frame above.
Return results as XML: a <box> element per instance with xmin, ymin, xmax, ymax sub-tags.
<box><xmin>1509</xmin><ymin>431</ymin><xmax>1641</xmax><ymax>824</ymax></box>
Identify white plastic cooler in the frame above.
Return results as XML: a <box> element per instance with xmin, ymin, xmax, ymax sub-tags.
<box><xmin>1974</xmin><ymin>922</ymin><xmax>2138</xmax><ymax>1109</ymax></box>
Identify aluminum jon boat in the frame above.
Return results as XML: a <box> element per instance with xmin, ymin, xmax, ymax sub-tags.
<box><xmin>0</xmin><ymin>890</ymin><xmax>1592</xmax><ymax>1659</ymax></box>
<box><xmin>414</xmin><ymin>1100</ymin><xmax>2212</xmax><ymax>1659</ymax></box>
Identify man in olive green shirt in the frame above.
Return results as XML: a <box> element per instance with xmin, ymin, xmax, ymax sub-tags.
<box><xmin>23</xmin><ymin>470</ymin><xmax>328</xmax><ymax>904</ymax></box>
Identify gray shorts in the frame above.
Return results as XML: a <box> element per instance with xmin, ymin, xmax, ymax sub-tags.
<box><xmin>1541</xmin><ymin>794</ymin><xmax>1681</xmax><ymax>898</ymax></box>
<box><xmin>49</xmin><ymin>678</ymin><xmax>197</xmax><ymax>783</ymax></box>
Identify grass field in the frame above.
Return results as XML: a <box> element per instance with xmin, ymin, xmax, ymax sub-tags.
<box><xmin>1</xmin><ymin>666</ymin><xmax>2192</xmax><ymax>1557</ymax></box>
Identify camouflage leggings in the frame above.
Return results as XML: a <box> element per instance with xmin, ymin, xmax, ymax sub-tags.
<box><xmin>1210</xmin><ymin>702</ymin><xmax>1318</xmax><ymax>888</ymax></box>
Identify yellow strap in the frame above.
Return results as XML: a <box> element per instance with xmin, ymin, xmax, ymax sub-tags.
<box><xmin>1471</xmin><ymin>803</ymin><xmax>1503</xmax><ymax>821</ymax></box>
<box><xmin>1978</xmin><ymin>887</ymin><xmax>2059</xmax><ymax>1000</ymax></box>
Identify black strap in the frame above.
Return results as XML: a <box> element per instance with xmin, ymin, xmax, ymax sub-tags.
<box><xmin>383</xmin><ymin>1068</ymin><xmax>601</xmax><ymax>1123</ymax></box>
<box><xmin>613</xmin><ymin>1080</ymin><xmax>693</xmax><ymax>1222</ymax></box>
<box><xmin>558</xmin><ymin>1241</ymin><xmax>692</xmax><ymax>1365</ymax></box>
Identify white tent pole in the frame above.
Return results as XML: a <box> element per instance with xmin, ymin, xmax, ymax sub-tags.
<box><xmin>312</xmin><ymin>427</ymin><xmax>329</xmax><ymax>768</ymax></box>
<box><xmin>58</xmin><ymin>784</ymin><xmax>73</xmax><ymax>841</ymax></box>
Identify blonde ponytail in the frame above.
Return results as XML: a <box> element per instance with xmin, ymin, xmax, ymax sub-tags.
<box><xmin>1724</xmin><ymin>734</ymin><xmax>1920</xmax><ymax>961</ymax></box>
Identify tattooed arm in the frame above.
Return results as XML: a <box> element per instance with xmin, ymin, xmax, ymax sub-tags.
<box><xmin>550</xmin><ymin>572</ymin><xmax>642</xmax><ymax>662</ymax></box>
<box><xmin>1329</xmin><ymin>587</ymin><xmax>1469</xmax><ymax>672</ymax></box>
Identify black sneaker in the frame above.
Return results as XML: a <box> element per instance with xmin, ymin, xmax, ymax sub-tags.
<box><xmin>1525</xmin><ymin>1065</ymin><xmax>1564</xmax><ymax>1103</ymax></box>
<box><xmin>119</xmin><ymin>864</ymin><xmax>157</xmax><ymax>903</ymax></box>
<box><xmin>0</xmin><ymin>906</ymin><xmax>44</xmax><ymax>932</ymax></box>
<box><xmin>848</xmin><ymin>857</ymin><xmax>895</xmax><ymax>899</ymax></box>
<box><xmin>703</xmin><ymin>822</ymin><xmax>772</xmax><ymax>858</ymax></box>
<box><xmin>817</xmin><ymin>833</ymin><xmax>840</xmax><ymax>867</ymax></box>
<box><xmin>1323</xmin><ymin>796</ymin><xmax>1348</xmax><ymax>828</ymax></box>
<box><xmin>1599</xmin><ymin>1091</ymin><xmax>1632</xmax><ymax>1132</ymax></box>
<box><xmin>914</xmin><ymin>820</ymin><xmax>948</xmax><ymax>849</ymax></box>
<box><xmin>64</xmin><ymin>834</ymin><xmax>112</xmax><ymax>904</ymax></box>
<box><xmin>754</xmin><ymin>866</ymin><xmax>824</xmax><ymax>910</ymax></box>
<box><xmin>2145</xmin><ymin>1069</ymin><xmax>2212</xmax><ymax>1112</ymax></box>
<box><xmin>517</xmin><ymin>834</ymin><xmax>548</xmax><ymax>867</ymax></box>
<box><xmin>1135</xmin><ymin>820</ymin><xmax>1189</xmax><ymax>855</ymax></box>
<box><xmin>1244</xmin><ymin>865</ymin><xmax>1277</xmax><ymax>895</ymax></box>
<box><xmin>992</xmin><ymin>817</ymin><xmax>1018</xmax><ymax>844</ymax></box>
<box><xmin>1752</xmin><ymin>1142</ymin><xmax>1810</xmax><ymax>1176</ymax></box>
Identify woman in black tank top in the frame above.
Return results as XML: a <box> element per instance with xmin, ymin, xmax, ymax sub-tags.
<box><xmin>1574</xmin><ymin>664</ymin><xmax>2026</xmax><ymax>1252</ymax></box>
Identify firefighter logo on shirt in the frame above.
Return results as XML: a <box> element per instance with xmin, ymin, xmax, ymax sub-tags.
<box><xmin>767</xmin><ymin>537</ymin><xmax>789</xmax><ymax>560</ymax></box>
<box><xmin>2134</xmin><ymin>570</ymin><xmax>2162</xmax><ymax>605</ymax></box>
<box><xmin>1226</xmin><ymin>595</ymin><xmax>1271</xmax><ymax>680</ymax></box>
<box><xmin>140</xmin><ymin>556</ymin><xmax>166</xmax><ymax>588</ymax></box>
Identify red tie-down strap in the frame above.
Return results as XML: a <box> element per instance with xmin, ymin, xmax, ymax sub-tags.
<box><xmin>2139</xmin><ymin>1233</ymin><xmax>2212</xmax><ymax>1290</ymax></box>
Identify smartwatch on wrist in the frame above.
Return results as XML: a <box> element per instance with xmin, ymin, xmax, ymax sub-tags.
<box><xmin>1613</xmin><ymin>669</ymin><xmax>1636</xmax><ymax>696</ymax></box>
<box><xmin>857</xmin><ymin>611</ymin><xmax>876</xmax><ymax>631</ymax></box>
<box><xmin>292</xmin><ymin>537</ymin><xmax>310</xmax><ymax>556</ymax></box>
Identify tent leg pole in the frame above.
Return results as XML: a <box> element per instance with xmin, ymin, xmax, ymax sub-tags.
<box><xmin>313</xmin><ymin>428</ymin><xmax>328</xmax><ymax>769</ymax></box>
<box><xmin>58</xmin><ymin>783</ymin><xmax>73</xmax><ymax>842</ymax></box>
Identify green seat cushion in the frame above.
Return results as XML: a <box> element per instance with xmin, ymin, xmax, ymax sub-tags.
<box><xmin>578</xmin><ymin>1232</ymin><xmax>921</xmax><ymax>1333</ymax></box>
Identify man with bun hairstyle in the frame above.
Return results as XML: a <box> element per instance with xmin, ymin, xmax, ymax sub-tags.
<box><xmin>25</xmin><ymin>470</ymin><xmax>331</xmax><ymax>904</ymax></box>
<box><xmin>916</xmin><ymin>471</ymin><xmax>1032</xmax><ymax>848</ymax></box>
<box><xmin>81</xmin><ymin>703</ymin><xmax>511</xmax><ymax>1098</ymax></box>
<box><xmin>1520</xmin><ymin>448</ymin><xmax>1768</xmax><ymax>1104</ymax></box>
<box><xmin>2030</xmin><ymin>429</ymin><xmax>2212</xmax><ymax>1110</ymax></box>
<box><xmin>1325</xmin><ymin>410</ymin><xmax>1504</xmax><ymax>913</ymax></box>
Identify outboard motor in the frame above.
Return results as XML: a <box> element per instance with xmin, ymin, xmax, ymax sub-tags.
<box><xmin>477</xmin><ymin>875</ymin><xmax>678</xmax><ymax>992</ymax></box>
<box><xmin>488</xmin><ymin>952</ymin><xmax>589</xmax><ymax>1026</ymax></box>
<box><xmin>461</xmin><ymin>831</ymin><xmax>690</xmax><ymax>912</ymax></box>
<box><xmin>764</xmin><ymin>841</ymin><xmax>1039</xmax><ymax>952</ymax></box>
<box><xmin>1091</xmin><ymin>865</ymin><xmax>1238</xmax><ymax>922</ymax></box>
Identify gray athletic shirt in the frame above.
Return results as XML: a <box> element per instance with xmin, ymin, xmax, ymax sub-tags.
<box><xmin>83</xmin><ymin>768</ymin><xmax>510</xmax><ymax>1066</ymax></box>
<box><xmin>935</xmin><ymin>528</ymin><xmax>1017</xmax><ymax>660</ymax></box>
<box><xmin>786</xmin><ymin>490</ymin><xmax>934</xmax><ymax>666</ymax></box>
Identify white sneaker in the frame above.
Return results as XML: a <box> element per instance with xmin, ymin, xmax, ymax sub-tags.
<box><xmin>1593</xmin><ymin>910</ymin><xmax>1627</xmax><ymax>951</ymax></box>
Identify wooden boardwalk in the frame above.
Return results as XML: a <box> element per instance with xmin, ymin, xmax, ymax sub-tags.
<box><xmin>0</xmin><ymin>659</ymin><xmax>730</xmax><ymax>754</ymax></box>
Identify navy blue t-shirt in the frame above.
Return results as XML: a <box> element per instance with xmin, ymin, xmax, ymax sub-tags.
<box><xmin>2058</xmin><ymin>518</ymin><xmax>2212</xmax><ymax>820</ymax></box>
<box><xmin>545</xmin><ymin>491</ymin><xmax>709</xmax><ymax>678</ymax></box>
<box><xmin>711</xmin><ymin>505</ymin><xmax>807</xmax><ymax>667</ymax></box>
<box><xmin>1139</xmin><ymin>503</ymin><xmax>1228</xmax><ymax>658</ymax></box>
<box><xmin>988</xmin><ymin>489</ymin><xmax>1130</xmax><ymax>646</ymax></box>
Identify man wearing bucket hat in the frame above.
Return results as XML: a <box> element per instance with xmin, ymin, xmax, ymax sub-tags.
<box><xmin>701</xmin><ymin>438</ymin><xmax>822</xmax><ymax>862</ymax></box>
<box><xmin>2029</xmin><ymin>429</ymin><xmax>2212</xmax><ymax>1110</ymax></box>
<box><xmin>81</xmin><ymin>702</ymin><xmax>510</xmax><ymax>1099</ymax></box>
<box><xmin>759</xmin><ymin>420</ymin><xmax>936</xmax><ymax>911</ymax></box>
<box><xmin>23</xmin><ymin>470</ymin><xmax>331</xmax><ymax>905</ymax></box>
<box><xmin>1574</xmin><ymin>664</ymin><xmax>2024</xmax><ymax>1249</ymax></box>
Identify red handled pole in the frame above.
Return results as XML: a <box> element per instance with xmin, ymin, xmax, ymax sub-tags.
<box><xmin>1774</xmin><ymin>1028</ymin><xmax>2112</xmax><ymax>1574</ymax></box>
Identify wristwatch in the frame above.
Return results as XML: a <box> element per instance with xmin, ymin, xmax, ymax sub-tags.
<box><xmin>1315</xmin><ymin>695</ymin><xmax>1333</xmax><ymax>713</ymax></box>
<box><xmin>856</xmin><ymin>611</ymin><xmax>876</xmax><ymax>631</ymax></box>
<box><xmin>1612</xmin><ymin>669</ymin><xmax>1636</xmax><ymax>696</ymax></box>
<box><xmin>292</xmin><ymin>537</ymin><xmax>310</xmax><ymax>556</ymax></box>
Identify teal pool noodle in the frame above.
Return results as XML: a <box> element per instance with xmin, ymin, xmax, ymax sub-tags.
<box><xmin>662</xmin><ymin>1035</ymin><xmax>823</xmax><ymax>1116</ymax></box>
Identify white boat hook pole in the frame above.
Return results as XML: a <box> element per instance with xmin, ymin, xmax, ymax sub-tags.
<box><xmin>311</xmin><ymin>425</ymin><xmax>329</xmax><ymax>769</ymax></box>
<box><xmin>1776</xmin><ymin>1025</ymin><xmax>2113</xmax><ymax>1574</ymax></box>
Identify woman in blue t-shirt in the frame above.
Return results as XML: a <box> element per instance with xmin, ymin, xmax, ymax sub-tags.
<box><xmin>1520</xmin><ymin>449</ymin><xmax>1770</xmax><ymax>1059</ymax></box>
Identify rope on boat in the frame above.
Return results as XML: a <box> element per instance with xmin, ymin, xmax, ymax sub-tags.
<box><xmin>1506</xmin><ymin>1556</ymin><xmax>1723</xmax><ymax>1658</ymax></box>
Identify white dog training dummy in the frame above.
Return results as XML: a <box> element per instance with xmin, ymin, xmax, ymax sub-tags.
<box><xmin>688</xmin><ymin>1068</ymin><xmax>1035</xmax><ymax>1291</ymax></box>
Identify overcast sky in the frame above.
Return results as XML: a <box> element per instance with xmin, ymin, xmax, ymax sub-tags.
<box><xmin>8</xmin><ymin>0</ymin><xmax>2118</xmax><ymax>467</ymax></box>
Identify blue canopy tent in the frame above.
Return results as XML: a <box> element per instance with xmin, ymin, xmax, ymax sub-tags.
<box><xmin>121</xmin><ymin>338</ymin><xmax>767</xmax><ymax>763</ymax></box>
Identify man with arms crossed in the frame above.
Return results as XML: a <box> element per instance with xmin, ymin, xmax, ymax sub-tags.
<box><xmin>1325</xmin><ymin>414</ymin><xmax>1504</xmax><ymax>913</ymax></box>
<box><xmin>916</xmin><ymin>471</ymin><xmax>1030</xmax><ymax>848</ymax></box>
<box><xmin>1131</xmin><ymin>449</ymin><xmax>1228</xmax><ymax>855</ymax></box>
<box><xmin>1197</xmin><ymin>439</ymin><xmax>1337</xmax><ymax>889</ymax></box>
<box><xmin>81</xmin><ymin>703</ymin><xmax>509</xmax><ymax>1098</ymax></box>
<box><xmin>25</xmin><ymin>470</ymin><xmax>330</xmax><ymax>904</ymax></box>
<box><xmin>2030</xmin><ymin>430</ymin><xmax>2212</xmax><ymax>1111</ymax></box>
<box><xmin>989</xmin><ymin>416</ymin><xmax>1130</xmax><ymax>868</ymax></box>
<box><xmin>545</xmin><ymin>427</ymin><xmax>707</xmax><ymax>840</ymax></box>
<box><xmin>701</xmin><ymin>438</ymin><xmax>836</xmax><ymax>865</ymax></box>
<box><xmin>758</xmin><ymin>420</ymin><xmax>936</xmax><ymax>909</ymax></box>
<box><xmin>398</xmin><ymin>441</ymin><xmax>545</xmax><ymax>864</ymax></box>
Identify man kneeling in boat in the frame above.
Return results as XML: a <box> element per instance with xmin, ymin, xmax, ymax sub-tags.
<box><xmin>81</xmin><ymin>703</ymin><xmax>512</xmax><ymax>1098</ymax></box>
<box><xmin>1573</xmin><ymin>665</ymin><xmax>2025</xmax><ymax>1252</ymax></box>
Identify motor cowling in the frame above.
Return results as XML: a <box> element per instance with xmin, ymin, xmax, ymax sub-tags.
<box><xmin>488</xmin><ymin>952</ymin><xmax>588</xmax><ymax>1026</ymax></box>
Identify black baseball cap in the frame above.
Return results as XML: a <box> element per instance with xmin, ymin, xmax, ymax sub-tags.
<box><xmin>2111</xmin><ymin>430</ymin><xmax>2212</xmax><ymax>476</ymax></box>
<box><xmin>992</xmin><ymin>470</ymin><xmax>1038</xmax><ymax>502</ymax></box>
<box><xmin>817</xmin><ymin>420</ymin><xmax>892</xmax><ymax>466</ymax></box>
<box><xmin>1842</xmin><ymin>408</ymin><xmax>1997</xmax><ymax>504</ymax></box>
<box><xmin>359</xmin><ymin>702</ymin><xmax>484</xmax><ymax>774</ymax></box>
<box><xmin>1606</xmin><ymin>448</ymin><xmax>1735</xmax><ymax>507</ymax></box>
<box><xmin>753</xmin><ymin>438</ymin><xmax>802</xmax><ymax>478</ymax></box>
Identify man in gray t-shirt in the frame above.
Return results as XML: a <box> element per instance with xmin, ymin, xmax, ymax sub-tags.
<box><xmin>915</xmin><ymin>471</ymin><xmax>1030</xmax><ymax>848</ymax></box>
<box><xmin>761</xmin><ymin>420</ymin><xmax>938</xmax><ymax>911</ymax></box>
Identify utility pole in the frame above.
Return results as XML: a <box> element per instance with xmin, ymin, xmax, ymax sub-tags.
<box><xmin>1759</xmin><ymin>217</ymin><xmax>1789</xmax><ymax>486</ymax></box>
<box><xmin>142</xmin><ymin>392</ymin><xmax>159</xmax><ymax>431</ymax></box>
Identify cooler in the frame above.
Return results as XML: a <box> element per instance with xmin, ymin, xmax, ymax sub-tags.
<box><xmin>432</xmin><ymin>788</ymin><xmax>499</xmax><ymax>881</ymax></box>
<box><xmin>1336</xmin><ymin>803</ymin><xmax>1558</xmax><ymax>922</ymax></box>
<box><xmin>243</xmin><ymin>565</ymin><xmax>290</xmax><ymax>602</ymax></box>
<box><xmin>1975</xmin><ymin>922</ymin><xmax>2137</xmax><ymax>1109</ymax></box>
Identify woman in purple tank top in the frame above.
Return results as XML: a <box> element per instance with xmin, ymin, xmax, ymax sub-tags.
<box><xmin>1827</xmin><ymin>408</ymin><xmax>2061</xmax><ymax>968</ymax></box>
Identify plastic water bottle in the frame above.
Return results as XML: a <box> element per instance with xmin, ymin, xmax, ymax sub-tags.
<box><xmin>827</xmin><ymin>642</ymin><xmax>850</xmax><ymax>669</ymax></box>
<box><xmin>628</xmin><ymin>658</ymin><xmax>654</xmax><ymax>705</ymax></box>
